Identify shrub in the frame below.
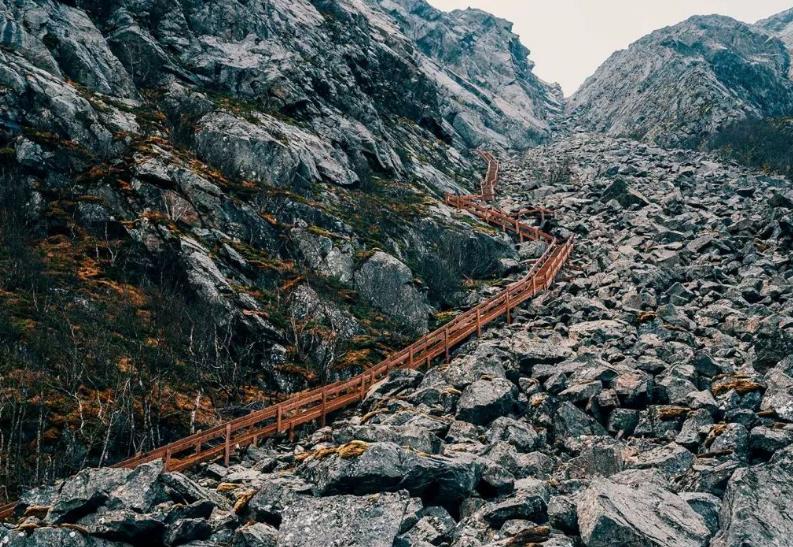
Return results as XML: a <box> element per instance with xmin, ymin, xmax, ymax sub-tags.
<box><xmin>708</xmin><ymin>117</ymin><xmax>793</xmax><ymax>181</ymax></box>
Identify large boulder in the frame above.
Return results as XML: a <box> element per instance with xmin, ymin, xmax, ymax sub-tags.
<box><xmin>46</xmin><ymin>462</ymin><xmax>165</xmax><ymax>524</ymax></box>
<box><xmin>300</xmin><ymin>442</ymin><xmax>479</xmax><ymax>507</ymax></box>
<box><xmin>277</xmin><ymin>491</ymin><xmax>421</xmax><ymax>547</ymax></box>
<box><xmin>760</xmin><ymin>357</ymin><xmax>793</xmax><ymax>420</ymax></box>
<box><xmin>712</xmin><ymin>446</ymin><xmax>793</xmax><ymax>546</ymax></box>
<box><xmin>577</xmin><ymin>479</ymin><xmax>710</xmax><ymax>547</ymax></box>
<box><xmin>456</xmin><ymin>378</ymin><xmax>517</xmax><ymax>425</ymax></box>
<box><xmin>354</xmin><ymin>251</ymin><xmax>431</xmax><ymax>334</ymax></box>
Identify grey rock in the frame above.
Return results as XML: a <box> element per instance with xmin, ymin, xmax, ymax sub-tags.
<box><xmin>750</xmin><ymin>426</ymin><xmax>793</xmax><ymax>458</ymax></box>
<box><xmin>679</xmin><ymin>492</ymin><xmax>721</xmax><ymax>535</ymax></box>
<box><xmin>708</xmin><ymin>423</ymin><xmax>749</xmax><ymax>461</ymax></box>
<box><xmin>761</xmin><ymin>359</ymin><xmax>793</xmax><ymax>420</ymax></box>
<box><xmin>232</xmin><ymin>522</ymin><xmax>278</xmax><ymax>547</ymax></box>
<box><xmin>0</xmin><ymin>526</ymin><xmax>123</xmax><ymax>546</ymax></box>
<box><xmin>456</xmin><ymin>378</ymin><xmax>517</xmax><ymax>426</ymax></box>
<box><xmin>481</xmin><ymin>480</ymin><xmax>549</xmax><ymax>528</ymax></box>
<box><xmin>631</xmin><ymin>442</ymin><xmax>695</xmax><ymax>479</ymax></box>
<box><xmin>713</xmin><ymin>447</ymin><xmax>793</xmax><ymax>546</ymax></box>
<box><xmin>553</xmin><ymin>401</ymin><xmax>608</xmax><ymax>439</ymax></box>
<box><xmin>600</xmin><ymin>179</ymin><xmax>649</xmax><ymax>209</ymax></box>
<box><xmin>577</xmin><ymin>479</ymin><xmax>709</xmax><ymax>547</ymax></box>
<box><xmin>278</xmin><ymin>491</ymin><xmax>420</xmax><ymax>547</ymax></box>
<box><xmin>395</xmin><ymin>506</ymin><xmax>455</xmax><ymax>547</ymax></box>
<box><xmin>165</xmin><ymin>518</ymin><xmax>212</xmax><ymax>546</ymax></box>
<box><xmin>301</xmin><ymin>442</ymin><xmax>479</xmax><ymax>506</ymax></box>
<box><xmin>548</xmin><ymin>495</ymin><xmax>579</xmax><ymax>534</ymax></box>
<box><xmin>568</xmin><ymin>15</ymin><xmax>793</xmax><ymax>147</ymax></box>
<box><xmin>246</xmin><ymin>476</ymin><xmax>311</xmax><ymax>526</ymax></box>
<box><xmin>486</xmin><ymin>417</ymin><xmax>542</xmax><ymax>452</ymax></box>
<box><xmin>355</xmin><ymin>251</ymin><xmax>431</xmax><ymax>335</ymax></box>
<box><xmin>676</xmin><ymin>409</ymin><xmax>714</xmax><ymax>450</ymax></box>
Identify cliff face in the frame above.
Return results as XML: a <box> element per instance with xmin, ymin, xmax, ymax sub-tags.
<box><xmin>377</xmin><ymin>0</ymin><xmax>564</xmax><ymax>149</ymax></box>
<box><xmin>567</xmin><ymin>15</ymin><xmax>793</xmax><ymax>147</ymax></box>
<box><xmin>0</xmin><ymin>0</ymin><xmax>556</xmax><ymax>490</ymax></box>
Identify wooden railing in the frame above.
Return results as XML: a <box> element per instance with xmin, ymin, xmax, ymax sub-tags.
<box><xmin>0</xmin><ymin>151</ymin><xmax>573</xmax><ymax>521</ymax></box>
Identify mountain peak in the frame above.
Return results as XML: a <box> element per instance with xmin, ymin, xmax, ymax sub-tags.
<box><xmin>568</xmin><ymin>13</ymin><xmax>793</xmax><ymax>147</ymax></box>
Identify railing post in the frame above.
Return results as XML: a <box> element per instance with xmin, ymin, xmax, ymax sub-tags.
<box><xmin>164</xmin><ymin>447</ymin><xmax>172</xmax><ymax>472</ymax></box>
<box><xmin>443</xmin><ymin>328</ymin><xmax>450</xmax><ymax>363</ymax></box>
<box><xmin>321</xmin><ymin>389</ymin><xmax>327</xmax><ymax>427</ymax></box>
<box><xmin>277</xmin><ymin>404</ymin><xmax>282</xmax><ymax>433</ymax></box>
<box><xmin>409</xmin><ymin>346</ymin><xmax>415</xmax><ymax>368</ymax></box>
<box><xmin>476</xmin><ymin>308</ymin><xmax>482</xmax><ymax>337</ymax></box>
<box><xmin>224</xmin><ymin>423</ymin><xmax>232</xmax><ymax>467</ymax></box>
<box><xmin>506</xmin><ymin>290</ymin><xmax>512</xmax><ymax>324</ymax></box>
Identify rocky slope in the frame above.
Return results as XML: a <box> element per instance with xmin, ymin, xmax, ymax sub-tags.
<box><xmin>376</xmin><ymin>0</ymin><xmax>564</xmax><ymax>148</ymax></box>
<box><xmin>567</xmin><ymin>15</ymin><xmax>793</xmax><ymax>147</ymax></box>
<box><xmin>6</xmin><ymin>134</ymin><xmax>793</xmax><ymax>545</ymax></box>
<box><xmin>0</xmin><ymin>0</ymin><xmax>557</xmax><ymax>495</ymax></box>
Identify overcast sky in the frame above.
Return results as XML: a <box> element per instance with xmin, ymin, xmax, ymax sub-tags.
<box><xmin>426</xmin><ymin>0</ymin><xmax>793</xmax><ymax>96</ymax></box>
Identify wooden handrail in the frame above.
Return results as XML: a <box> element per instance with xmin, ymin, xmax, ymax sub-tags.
<box><xmin>0</xmin><ymin>152</ymin><xmax>573</xmax><ymax>522</ymax></box>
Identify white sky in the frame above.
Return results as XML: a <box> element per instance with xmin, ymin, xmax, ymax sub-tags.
<box><xmin>426</xmin><ymin>0</ymin><xmax>793</xmax><ymax>96</ymax></box>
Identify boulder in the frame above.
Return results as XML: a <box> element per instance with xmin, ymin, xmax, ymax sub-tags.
<box><xmin>680</xmin><ymin>492</ymin><xmax>721</xmax><ymax>535</ymax></box>
<box><xmin>761</xmin><ymin>358</ymin><xmax>793</xmax><ymax>420</ymax></box>
<box><xmin>577</xmin><ymin>479</ymin><xmax>710</xmax><ymax>547</ymax></box>
<box><xmin>0</xmin><ymin>526</ymin><xmax>122</xmax><ymax>546</ymax></box>
<box><xmin>245</xmin><ymin>476</ymin><xmax>312</xmax><ymax>526</ymax></box>
<box><xmin>354</xmin><ymin>251</ymin><xmax>431</xmax><ymax>334</ymax></box>
<box><xmin>231</xmin><ymin>522</ymin><xmax>278</xmax><ymax>547</ymax></box>
<box><xmin>278</xmin><ymin>491</ymin><xmax>421</xmax><ymax>547</ymax></box>
<box><xmin>481</xmin><ymin>479</ymin><xmax>549</xmax><ymax>528</ymax></box>
<box><xmin>486</xmin><ymin>417</ymin><xmax>542</xmax><ymax>452</ymax></box>
<box><xmin>456</xmin><ymin>378</ymin><xmax>517</xmax><ymax>425</ymax></box>
<box><xmin>77</xmin><ymin>509</ymin><xmax>164</xmax><ymax>544</ymax></box>
<box><xmin>46</xmin><ymin>462</ymin><xmax>165</xmax><ymax>524</ymax></box>
<box><xmin>300</xmin><ymin>442</ymin><xmax>479</xmax><ymax>507</ymax></box>
<box><xmin>600</xmin><ymin>179</ymin><xmax>649</xmax><ymax>209</ymax></box>
<box><xmin>750</xmin><ymin>426</ymin><xmax>793</xmax><ymax>458</ymax></box>
<box><xmin>394</xmin><ymin>506</ymin><xmax>455</xmax><ymax>547</ymax></box>
<box><xmin>547</xmin><ymin>495</ymin><xmax>578</xmax><ymax>534</ymax></box>
<box><xmin>713</xmin><ymin>446</ymin><xmax>793</xmax><ymax>546</ymax></box>
<box><xmin>630</xmin><ymin>442</ymin><xmax>694</xmax><ymax>479</ymax></box>
<box><xmin>553</xmin><ymin>401</ymin><xmax>607</xmax><ymax>439</ymax></box>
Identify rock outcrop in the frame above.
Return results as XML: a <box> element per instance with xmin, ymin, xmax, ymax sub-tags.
<box><xmin>378</xmin><ymin>0</ymin><xmax>563</xmax><ymax>148</ymax></box>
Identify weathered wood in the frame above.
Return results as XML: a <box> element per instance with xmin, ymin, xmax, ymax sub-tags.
<box><xmin>224</xmin><ymin>423</ymin><xmax>232</xmax><ymax>467</ymax></box>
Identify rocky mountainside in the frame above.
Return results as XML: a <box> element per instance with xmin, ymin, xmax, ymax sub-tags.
<box><xmin>6</xmin><ymin>133</ymin><xmax>793</xmax><ymax>545</ymax></box>
<box><xmin>567</xmin><ymin>14</ymin><xmax>793</xmax><ymax>147</ymax></box>
<box><xmin>376</xmin><ymin>0</ymin><xmax>564</xmax><ymax>148</ymax></box>
<box><xmin>758</xmin><ymin>8</ymin><xmax>793</xmax><ymax>77</ymax></box>
<box><xmin>0</xmin><ymin>0</ymin><xmax>559</xmax><ymax>494</ymax></box>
